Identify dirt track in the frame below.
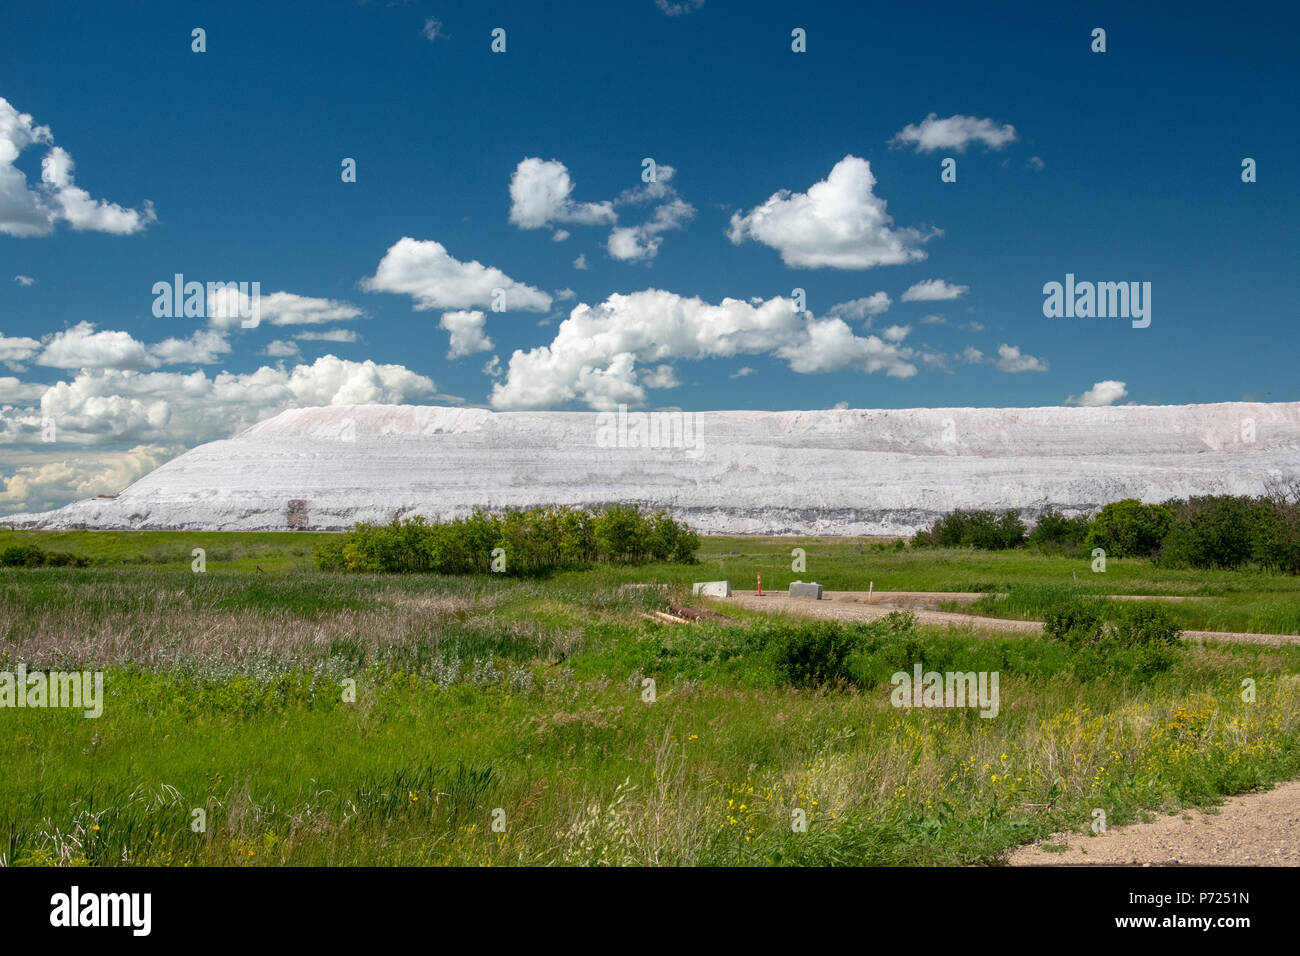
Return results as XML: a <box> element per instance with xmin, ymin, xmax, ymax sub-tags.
<box><xmin>720</xmin><ymin>590</ymin><xmax>1300</xmax><ymax>646</ymax></box>
<box><xmin>1004</xmin><ymin>779</ymin><xmax>1300</xmax><ymax>866</ymax></box>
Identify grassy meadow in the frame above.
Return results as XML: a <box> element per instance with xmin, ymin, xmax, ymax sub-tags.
<box><xmin>2</xmin><ymin>529</ymin><xmax>1299</xmax><ymax>866</ymax></box>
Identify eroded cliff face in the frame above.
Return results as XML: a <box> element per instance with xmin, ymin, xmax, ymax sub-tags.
<box><xmin>5</xmin><ymin>402</ymin><xmax>1298</xmax><ymax>534</ymax></box>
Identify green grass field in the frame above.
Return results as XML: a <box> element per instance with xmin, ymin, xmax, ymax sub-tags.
<box><xmin>2</xmin><ymin>529</ymin><xmax>1299</xmax><ymax>866</ymax></box>
<box><xmin>10</xmin><ymin>529</ymin><xmax>1300</xmax><ymax>630</ymax></box>
<box><xmin>0</xmin><ymin>529</ymin><xmax>321</xmax><ymax>573</ymax></box>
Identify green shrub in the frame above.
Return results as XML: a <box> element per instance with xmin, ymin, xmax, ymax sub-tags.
<box><xmin>42</xmin><ymin>551</ymin><xmax>89</xmax><ymax>568</ymax></box>
<box><xmin>643</xmin><ymin>509</ymin><xmax>701</xmax><ymax>563</ymax></box>
<box><xmin>0</xmin><ymin>544</ymin><xmax>47</xmax><ymax>567</ymax></box>
<box><xmin>1043</xmin><ymin>598</ymin><xmax>1181</xmax><ymax>671</ymax></box>
<box><xmin>767</xmin><ymin>612</ymin><xmax>916</xmax><ymax>689</ymax></box>
<box><xmin>1085</xmin><ymin>499</ymin><xmax>1174</xmax><ymax>558</ymax></box>
<box><xmin>1042</xmin><ymin>599</ymin><xmax>1107</xmax><ymax>648</ymax></box>
<box><xmin>912</xmin><ymin>509</ymin><xmax>1026</xmax><ymax>550</ymax></box>
<box><xmin>0</xmin><ymin>545</ymin><xmax>87</xmax><ymax>568</ymax></box>
<box><xmin>1109</xmin><ymin>602</ymin><xmax>1182</xmax><ymax>647</ymax></box>
<box><xmin>910</xmin><ymin>527</ymin><xmax>936</xmax><ymax>547</ymax></box>
<box><xmin>1068</xmin><ymin>642</ymin><xmax>1177</xmax><ymax>681</ymax></box>
<box><xmin>768</xmin><ymin>621</ymin><xmax>865</xmax><ymax>688</ymax></box>
<box><xmin>1027</xmin><ymin>509</ymin><xmax>1090</xmax><ymax>553</ymax></box>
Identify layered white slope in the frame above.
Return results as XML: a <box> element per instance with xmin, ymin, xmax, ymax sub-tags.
<box><xmin>5</xmin><ymin>402</ymin><xmax>1298</xmax><ymax>534</ymax></box>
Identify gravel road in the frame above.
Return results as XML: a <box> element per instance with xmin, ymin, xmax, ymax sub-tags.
<box><xmin>720</xmin><ymin>591</ymin><xmax>1300</xmax><ymax>646</ymax></box>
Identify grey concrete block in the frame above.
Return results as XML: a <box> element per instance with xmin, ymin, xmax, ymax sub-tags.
<box><xmin>788</xmin><ymin>581</ymin><xmax>823</xmax><ymax>599</ymax></box>
<box><xmin>692</xmin><ymin>580</ymin><xmax>732</xmax><ymax>597</ymax></box>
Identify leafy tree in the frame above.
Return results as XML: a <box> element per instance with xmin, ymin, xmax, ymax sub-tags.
<box><xmin>1160</xmin><ymin>495</ymin><xmax>1268</xmax><ymax>570</ymax></box>
<box><xmin>1084</xmin><ymin>499</ymin><xmax>1173</xmax><ymax>558</ymax></box>
<box><xmin>1027</xmin><ymin>509</ymin><xmax>1090</xmax><ymax>553</ymax></box>
<box><xmin>315</xmin><ymin>505</ymin><xmax>698</xmax><ymax>574</ymax></box>
<box><xmin>1253</xmin><ymin>500</ymin><xmax>1300</xmax><ymax>574</ymax></box>
<box><xmin>593</xmin><ymin>504</ymin><xmax>643</xmax><ymax>564</ymax></box>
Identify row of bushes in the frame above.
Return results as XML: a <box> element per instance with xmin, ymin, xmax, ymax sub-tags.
<box><xmin>912</xmin><ymin>485</ymin><xmax>1300</xmax><ymax>573</ymax></box>
<box><xmin>911</xmin><ymin>509</ymin><xmax>1029</xmax><ymax>550</ymax></box>
<box><xmin>0</xmin><ymin>544</ymin><xmax>90</xmax><ymax>568</ymax></box>
<box><xmin>1081</xmin><ymin>494</ymin><xmax>1300</xmax><ymax>572</ymax></box>
<box><xmin>766</xmin><ymin>600</ymin><xmax>1184</xmax><ymax>690</ymax></box>
<box><xmin>314</xmin><ymin>505</ymin><xmax>700</xmax><ymax>574</ymax></box>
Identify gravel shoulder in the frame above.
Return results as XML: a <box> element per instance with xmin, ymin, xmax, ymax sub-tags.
<box><xmin>1003</xmin><ymin>779</ymin><xmax>1300</xmax><ymax>866</ymax></box>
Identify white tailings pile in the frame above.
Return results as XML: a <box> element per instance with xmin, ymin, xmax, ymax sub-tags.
<box><xmin>4</xmin><ymin>402</ymin><xmax>1298</xmax><ymax>534</ymax></box>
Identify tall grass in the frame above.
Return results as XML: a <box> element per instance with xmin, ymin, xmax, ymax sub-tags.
<box><xmin>959</xmin><ymin>583</ymin><xmax>1099</xmax><ymax>619</ymax></box>
<box><xmin>4</xmin><ymin>653</ymin><xmax>1298</xmax><ymax>866</ymax></box>
<box><xmin>2</xmin><ymin>544</ymin><xmax>1299</xmax><ymax>866</ymax></box>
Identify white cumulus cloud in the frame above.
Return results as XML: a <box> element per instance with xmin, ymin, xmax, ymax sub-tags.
<box><xmin>0</xmin><ymin>445</ymin><xmax>177</xmax><ymax>514</ymax></box>
<box><xmin>19</xmin><ymin>355</ymin><xmax>435</xmax><ymax>449</ymax></box>
<box><xmin>995</xmin><ymin>343</ymin><xmax>1048</xmax><ymax>373</ymax></box>
<box><xmin>205</xmin><ymin>288</ymin><xmax>365</xmax><ymax>330</ymax></box>
<box><xmin>889</xmin><ymin>113</ymin><xmax>1018</xmax><ymax>153</ymax></box>
<box><xmin>362</xmin><ymin>237</ymin><xmax>551</xmax><ymax>312</ymax></box>
<box><xmin>901</xmin><ymin>279</ymin><xmax>968</xmax><ymax>302</ymax></box>
<box><xmin>295</xmin><ymin>329</ymin><xmax>358</xmax><ymax>343</ymax></box>
<box><xmin>147</xmin><ymin>328</ymin><xmax>232</xmax><ymax>365</ymax></box>
<box><xmin>1066</xmin><ymin>380</ymin><xmax>1128</xmax><ymax>406</ymax></box>
<box><xmin>726</xmin><ymin>156</ymin><xmax>936</xmax><ymax>269</ymax></box>
<box><xmin>607</xmin><ymin>198</ymin><xmax>696</xmax><ymax>262</ymax></box>
<box><xmin>263</xmin><ymin>340</ymin><xmax>301</xmax><ymax>358</ymax></box>
<box><xmin>489</xmin><ymin>289</ymin><xmax>919</xmax><ymax>410</ymax></box>
<box><xmin>35</xmin><ymin>323</ymin><xmax>231</xmax><ymax>370</ymax></box>
<box><xmin>639</xmin><ymin>364</ymin><xmax>680</xmax><ymax>389</ymax></box>
<box><xmin>606</xmin><ymin>165</ymin><xmax>696</xmax><ymax>261</ymax></box>
<box><xmin>508</xmin><ymin>158</ymin><xmax>616</xmax><ymax>230</ymax></box>
<box><xmin>828</xmin><ymin>292</ymin><xmax>892</xmax><ymax>321</ymax></box>
<box><xmin>0</xmin><ymin>375</ymin><xmax>47</xmax><ymax>403</ymax></box>
<box><xmin>0</xmin><ymin>97</ymin><xmax>156</xmax><ymax>237</ymax></box>
<box><xmin>37</xmin><ymin>322</ymin><xmax>156</xmax><ymax>370</ymax></box>
<box><xmin>439</xmin><ymin>310</ymin><xmax>494</xmax><ymax>359</ymax></box>
<box><xmin>0</xmin><ymin>332</ymin><xmax>41</xmax><ymax>370</ymax></box>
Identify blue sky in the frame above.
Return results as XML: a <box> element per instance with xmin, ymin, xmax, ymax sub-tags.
<box><xmin>1</xmin><ymin>0</ymin><xmax>1296</xmax><ymax>511</ymax></box>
